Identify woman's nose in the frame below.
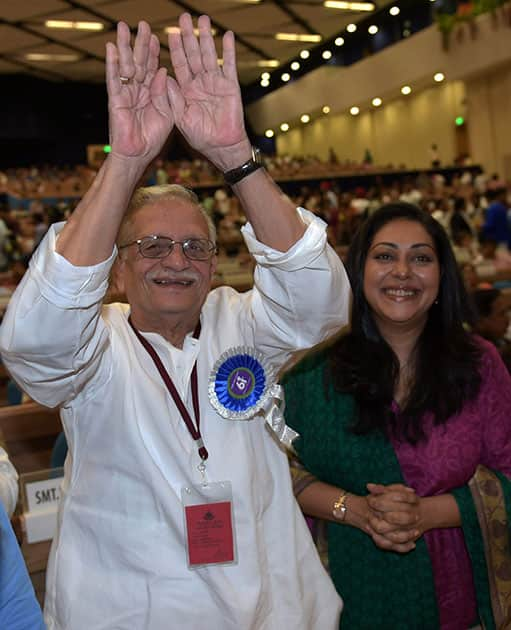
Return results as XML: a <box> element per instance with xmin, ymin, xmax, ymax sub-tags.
<box><xmin>392</xmin><ymin>259</ymin><xmax>410</xmax><ymax>279</ymax></box>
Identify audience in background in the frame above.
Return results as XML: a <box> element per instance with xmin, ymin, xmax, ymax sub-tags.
<box><xmin>471</xmin><ymin>287</ymin><xmax>511</xmax><ymax>373</ymax></box>
<box><xmin>482</xmin><ymin>187</ymin><xmax>511</xmax><ymax>248</ymax></box>
<box><xmin>477</xmin><ymin>234</ymin><xmax>511</xmax><ymax>281</ymax></box>
<box><xmin>449</xmin><ymin>196</ymin><xmax>475</xmax><ymax>242</ymax></box>
<box><xmin>459</xmin><ymin>262</ymin><xmax>492</xmax><ymax>291</ymax></box>
<box><xmin>0</xmin><ymin>163</ymin><xmax>510</xmax><ymax>311</ymax></box>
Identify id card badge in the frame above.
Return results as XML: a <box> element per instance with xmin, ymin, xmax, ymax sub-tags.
<box><xmin>181</xmin><ymin>481</ymin><xmax>238</xmax><ymax>569</ymax></box>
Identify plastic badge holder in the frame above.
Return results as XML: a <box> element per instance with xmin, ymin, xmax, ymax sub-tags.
<box><xmin>181</xmin><ymin>480</ymin><xmax>238</xmax><ymax>569</ymax></box>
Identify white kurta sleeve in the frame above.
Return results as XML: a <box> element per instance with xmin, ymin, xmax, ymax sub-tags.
<box><xmin>240</xmin><ymin>208</ymin><xmax>350</xmax><ymax>361</ymax></box>
<box><xmin>0</xmin><ymin>223</ymin><xmax>115</xmax><ymax>407</ymax></box>
<box><xmin>0</xmin><ymin>447</ymin><xmax>18</xmax><ymax>517</ymax></box>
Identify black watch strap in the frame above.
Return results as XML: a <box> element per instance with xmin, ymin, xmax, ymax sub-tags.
<box><xmin>223</xmin><ymin>148</ymin><xmax>263</xmax><ymax>186</ymax></box>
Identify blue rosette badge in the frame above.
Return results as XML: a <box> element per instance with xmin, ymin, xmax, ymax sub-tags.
<box><xmin>209</xmin><ymin>346</ymin><xmax>275</xmax><ymax>421</ymax></box>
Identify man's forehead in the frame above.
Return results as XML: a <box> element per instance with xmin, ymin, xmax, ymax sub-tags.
<box><xmin>138</xmin><ymin>197</ymin><xmax>199</xmax><ymax>214</ymax></box>
<box><xmin>133</xmin><ymin>199</ymin><xmax>208</xmax><ymax>233</ymax></box>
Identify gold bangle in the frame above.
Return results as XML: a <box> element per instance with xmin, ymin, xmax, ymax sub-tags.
<box><xmin>332</xmin><ymin>491</ymin><xmax>349</xmax><ymax>521</ymax></box>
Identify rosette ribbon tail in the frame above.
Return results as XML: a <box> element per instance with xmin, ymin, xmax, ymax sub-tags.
<box><xmin>263</xmin><ymin>384</ymin><xmax>299</xmax><ymax>449</ymax></box>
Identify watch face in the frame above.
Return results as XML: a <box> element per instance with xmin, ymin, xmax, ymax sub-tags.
<box><xmin>252</xmin><ymin>146</ymin><xmax>262</xmax><ymax>165</ymax></box>
<box><xmin>224</xmin><ymin>148</ymin><xmax>263</xmax><ymax>185</ymax></box>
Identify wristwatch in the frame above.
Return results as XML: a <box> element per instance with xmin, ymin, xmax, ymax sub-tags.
<box><xmin>223</xmin><ymin>147</ymin><xmax>263</xmax><ymax>186</ymax></box>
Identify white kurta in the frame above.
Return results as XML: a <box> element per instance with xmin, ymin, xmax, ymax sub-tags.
<box><xmin>0</xmin><ymin>209</ymin><xmax>349</xmax><ymax>630</ymax></box>
<box><xmin>0</xmin><ymin>447</ymin><xmax>18</xmax><ymax>517</ymax></box>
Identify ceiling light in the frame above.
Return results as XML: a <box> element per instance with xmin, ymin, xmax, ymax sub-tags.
<box><xmin>25</xmin><ymin>53</ymin><xmax>81</xmax><ymax>61</ymax></box>
<box><xmin>76</xmin><ymin>21</ymin><xmax>104</xmax><ymax>31</ymax></box>
<box><xmin>276</xmin><ymin>33</ymin><xmax>322</xmax><ymax>43</ymax></box>
<box><xmin>45</xmin><ymin>20</ymin><xmax>104</xmax><ymax>31</ymax></box>
<box><xmin>195</xmin><ymin>27</ymin><xmax>214</xmax><ymax>36</ymax></box>
<box><xmin>389</xmin><ymin>6</ymin><xmax>400</xmax><ymax>15</ymax></box>
<box><xmin>322</xmin><ymin>50</ymin><xmax>332</xmax><ymax>60</ymax></box>
<box><xmin>265</xmin><ymin>129</ymin><xmax>275</xmax><ymax>138</ymax></box>
<box><xmin>301</xmin><ymin>114</ymin><xmax>310</xmax><ymax>123</ymax></box>
<box><xmin>280</xmin><ymin>123</ymin><xmax>290</xmax><ymax>132</ymax></box>
<box><xmin>290</xmin><ymin>61</ymin><xmax>300</xmax><ymax>71</ymax></box>
<box><xmin>165</xmin><ymin>26</ymin><xmax>218</xmax><ymax>36</ymax></box>
<box><xmin>434</xmin><ymin>72</ymin><xmax>445</xmax><ymax>82</ymax></box>
<box><xmin>372</xmin><ymin>97</ymin><xmax>382</xmax><ymax>106</ymax></box>
<box><xmin>300</xmin><ymin>50</ymin><xmax>310</xmax><ymax>59</ymax></box>
<box><xmin>350</xmin><ymin>106</ymin><xmax>360</xmax><ymax>115</ymax></box>
<box><xmin>261</xmin><ymin>72</ymin><xmax>270</xmax><ymax>80</ymax></box>
<box><xmin>335</xmin><ymin>37</ymin><xmax>345</xmax><ymax>46</ymax></box>
<box><xmin>257</xmin><ymin>59</ymin><xmax>279</xmax><ymax>68</ymax></box>
<box><xmin>401</xmin><ymin>85</ymin><xmax>412</xmax><ymax>95</ymax></box>
<box><xmin>322</xmin><ymin>106</ymin><xmax>331</xmax><ymax>114</ymax></box>
<box><xmin>346</xmin><ymin>24</ymin><xmax>357</xmax><ymax>33</ymax></box>
<box><xmin>281</xmin><ymin>73</ymin><xmax>290</xmax><ymax>82</ymax></box>
<box><xmin>45</xmin><ymin>20</ymin><xmax>74</xmax><ymax>29</ymax></box>
<box><xmin>368</xmin><ymin>25</ymin><xmax>378</xmax><ymax>35</ymax></box>
<box><xmin>323</xmin><ymin>1</ymin><xmax>375</xmax><ymax>10</ymax></box>
<box><xmin>260</xmin><ymin>79</ymin><xmax>270</xmax><ymax>87</ymax></box>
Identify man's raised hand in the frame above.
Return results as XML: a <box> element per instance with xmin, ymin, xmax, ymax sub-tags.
<box><xmin>167</xmin><ymin>14</ymin><xmax>251</xmax><ymax>171</ymax></box>
<box><xmin>106</xmin><ymin>21</ymin><xmax>174</xmax><ymax>163</ymax></box>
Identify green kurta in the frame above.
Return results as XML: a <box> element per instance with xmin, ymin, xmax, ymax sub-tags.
<box><xmin>283</xmin><ymin>352</ymin><xmax>440</xmax><ymax>629</ymax></box>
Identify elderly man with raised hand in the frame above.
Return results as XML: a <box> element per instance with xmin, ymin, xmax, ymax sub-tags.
<box><xmin>0</xmin><ymin>14</ymin><xmax>348</xmax><ymax>630</ymax></box>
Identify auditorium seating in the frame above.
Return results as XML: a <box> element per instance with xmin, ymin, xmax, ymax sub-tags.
<box><xmin>0</xmin><ymin>402</ymin><xmax>61</xmax><ymax>474</ymax></box>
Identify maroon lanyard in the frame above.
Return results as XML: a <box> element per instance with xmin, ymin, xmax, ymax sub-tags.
<box><xmin>128</xmin><ymin>317</ymin><xmax>208</xmax><ymax>461</ymax></box>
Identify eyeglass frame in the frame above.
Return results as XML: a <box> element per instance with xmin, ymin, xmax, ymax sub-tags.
<box><xmin>118</xmin><ymin>234</ymin><xmax>218</xmax><ymax>261</ymax></box>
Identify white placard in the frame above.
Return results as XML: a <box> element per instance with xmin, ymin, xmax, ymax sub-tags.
<box><xmin>25</xmin><ymin>476</ymin><xmax>63</xmax><ymax>513</ymax></box>
<box><xmin>24</xmin><ymin>508</ymin><xmax>59</xmax><ymax>544</ymax></box>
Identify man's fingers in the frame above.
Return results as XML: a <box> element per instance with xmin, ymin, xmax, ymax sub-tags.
<box><xmin>168</xmin><ymin>27</ymin><xmax>192</xmax><ymax>87</ymax></box>
<box><xmin>132</xmin><ymin>21</ymin><xmax>151</xmax><ymax>84</ymax></box>
<box><xmin>167</xmin><ymin>76</ymin><xmax>185</xmax><ymax>122</ymax></box>
<box><xmin>116</xmin><ymin>21</ymin><xmax>136</xmax><ymax>81</ymax></box>
<box><xmin>105</xmin><ymin>42</ymin><xmax>121</xmax><ymax>98</ymax></box>
<box><xmin>198</xmin><ymin>15</ymin><xmax>219</xmax><ymax>73</ymax></box>
<box><xmin>179</xmin><ymin>13</ymin><xmax>204</xmax><ymax>77</ymax></box>
<box><xmin>150</xmin><ymin>67</ymin><xmax>170</xmax><ymax>104</ymax></box>
<box><xmin>143</xmin><ymin>34</ymin><xmax>161</xmax><ymax>88</ymax></box>
<box><xmin>221</xmin><ymin>31</ymin><xmax>237</xmax><ymax>81</ymax></box>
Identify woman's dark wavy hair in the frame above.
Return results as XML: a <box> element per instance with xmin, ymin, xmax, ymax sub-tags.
<box><xmin>328</xmin><ymin>202</ymin><xmax>482</xmax><ymax>443</ymax></box>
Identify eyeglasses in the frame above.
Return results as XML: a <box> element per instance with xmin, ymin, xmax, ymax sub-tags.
<box><xmin>119</xmin><ymin>235</ymin><xmax>217</xmax><ymax>261</ymax></box>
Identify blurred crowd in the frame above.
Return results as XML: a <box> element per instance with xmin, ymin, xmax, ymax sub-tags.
<box><xmin>0</xmin><ymin>148</ymin><xmax>417</xmax><ymax>201</ymax></box>
<box><xmin>1</xmin><ymin>159</ymin><xmax>511</xmax><ymax>375</ymax></box>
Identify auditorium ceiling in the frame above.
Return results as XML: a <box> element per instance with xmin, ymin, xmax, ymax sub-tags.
<box><xmin>0</xmin><ymin>0</ymin><xmax>396</xmax><ymax>87</ymax></box>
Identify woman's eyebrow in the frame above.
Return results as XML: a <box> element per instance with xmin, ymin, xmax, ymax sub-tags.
<box><xmin>369</xmin><ymin>241</ymin><xmax>435</xmax><ymax>250</ymax></box>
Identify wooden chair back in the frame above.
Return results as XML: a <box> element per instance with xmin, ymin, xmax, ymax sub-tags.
<box><xmin>0</xmin><ymin>402</ymin><xmax>62</xmax><ymax>474</ymax></box>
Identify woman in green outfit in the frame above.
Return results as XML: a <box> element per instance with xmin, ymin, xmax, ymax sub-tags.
<box><xmin>283</xmin><ymin>202</ymin><xmax>511</xmax><ymax>629</ymax></box>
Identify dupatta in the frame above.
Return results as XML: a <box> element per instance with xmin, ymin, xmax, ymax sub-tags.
<box><xmin>455</xmin><ymin>466</ymin><xmax>511</xmax><ymax>630</ymax></box>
